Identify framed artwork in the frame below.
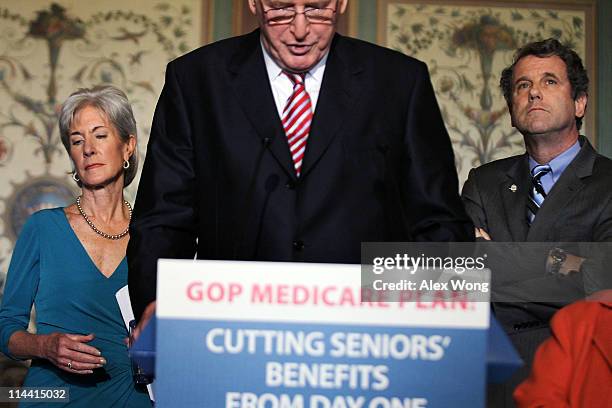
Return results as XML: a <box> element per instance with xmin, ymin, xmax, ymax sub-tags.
<box><xmin>201</xmin><ymin>0</ymin><xmax>215</xmax><ymax>44</ymax></box>
<box><xmin>377</xmin><ymin>0</ymin><xmax>596</xmax><ymax>184</ymax></box>
<box><xmin>0</xmin><ymin>0</ymin><xmax>202</xmax><ymax>299</ymax></box>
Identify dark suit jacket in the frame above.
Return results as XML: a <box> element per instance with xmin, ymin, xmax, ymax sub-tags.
<box><xmin>463</xmin><ymin>136</ymin><xmax>612</xmax><ymax>307</ymax></box>
<box><xmin>128</xmin><ymin>30</ymin><xmax>473</xmax><ymax>320</ymax></box>
<box><xmin>462</xmin><ymin>136</ymin><xmax>612</xmax><ymax>243</ymax></box>
<box><xmin>462</xmin><ymin>136</ymin><xmax>612</xmax><ymax>407</ymax></box>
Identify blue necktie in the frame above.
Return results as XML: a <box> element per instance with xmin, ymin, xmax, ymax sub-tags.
<box><xmin>527</xmin><ymin>164</ymin><xmax>552</xmax><ymax>224</ymax></box>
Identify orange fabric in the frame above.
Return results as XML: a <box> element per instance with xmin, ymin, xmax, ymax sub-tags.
<box><xmin>514</xmin><ymin>300</ymin><xmax>612</xmax><ymax>408</ymax></box>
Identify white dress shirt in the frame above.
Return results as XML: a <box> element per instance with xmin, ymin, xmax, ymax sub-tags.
<box><xmin>261</xmin><ymin>41</ymin><xmax>327</xmax><ymax>119</ymax></box>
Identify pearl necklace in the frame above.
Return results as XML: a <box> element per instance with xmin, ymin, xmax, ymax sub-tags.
<box><xmin>76</xmin><ymin>196</ymin><xmax>132</xmax><ymax>240</ymax></box>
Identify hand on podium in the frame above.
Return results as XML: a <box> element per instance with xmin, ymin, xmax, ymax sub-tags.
<box><xmin>130</xmin><ymin>301</ymin><xmax>156</xmax><ymax>344</ymax></box>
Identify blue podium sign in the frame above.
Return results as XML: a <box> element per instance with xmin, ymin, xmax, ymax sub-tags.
<box><xmin>156</xmin><ymin>260</ymin><xmax>489</xmax><ymax>408</ymax></box>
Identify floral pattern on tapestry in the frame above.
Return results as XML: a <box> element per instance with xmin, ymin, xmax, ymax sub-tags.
<box><xmin>385</xmin><ymin>2</ymin><xmax>588</xmax><ymax>184</ymax></box>
<box><xmin>0</xmin><ymin>0</ymin><xmax>201</xmax><ymax>299</ymax></box>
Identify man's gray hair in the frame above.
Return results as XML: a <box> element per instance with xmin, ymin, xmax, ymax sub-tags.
<box><xmin>59</xmin><ymin>85</ymin><xmax>138</xmax><ymax>187</ymax></box>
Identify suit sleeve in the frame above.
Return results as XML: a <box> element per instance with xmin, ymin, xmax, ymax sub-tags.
<box><xmin>128</xmin><ymin>62</ymin><xmax>198</xmax><ymax>321</ymax></box>
<box><xmin>401</xmin><ymin>61</ymin><xmax>474</xmax><ymax>242</ymax></box>
<box><xmin>494</xmin><ymin>191</ymin><xmax>612</xmax><ymax>302</ymax></box>
<box><xmin>584</xmin><ymin>197</ymin><xmax>612</xmax><ymax>293</ymax></box>
<box><xmin>0</xmin><ymin>214</ymin><xmax>40</xmax><ymax>359</ymax></box>
<box><xmin>461</xmin><ymin>168</ymin><xmax>488</xmax><ymax>231</ymax></box>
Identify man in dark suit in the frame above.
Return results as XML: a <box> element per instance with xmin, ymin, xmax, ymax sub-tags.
<box><xmin>127</xmin><ymin>0</ymin><xmax>473</xmax><ymax>324</ymax></box>
<box><xmin>462</xmin><ymin>38</ymin><xmax>612</xmax><ymax>406</ymax></box>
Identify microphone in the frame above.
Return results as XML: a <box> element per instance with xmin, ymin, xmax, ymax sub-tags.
<box><xmin>252</xmin><ymin>174</ymin><xmax>280</xmax><ymax>259</ymax></box>
<box><xmin>233</xmin><ymin>136</ymin><xmax>273</xmax><ymax>259</ymax></box>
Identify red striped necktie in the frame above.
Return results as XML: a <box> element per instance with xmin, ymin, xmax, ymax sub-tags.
<box><xmin>282</xmin><ymin>71</ymin><xmax>312</xmax><ymax>177</ymax></box>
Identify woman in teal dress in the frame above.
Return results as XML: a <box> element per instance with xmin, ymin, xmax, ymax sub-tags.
<box><xmin>0</xmin><ymin>86</ymin><xmax>151</xmax><ymax>407</ymax></box>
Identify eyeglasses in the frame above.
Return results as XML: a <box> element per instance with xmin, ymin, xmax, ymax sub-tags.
<box><xmin>263</xmin><ymin>6</ymin><xmax>337</xmax><ymax>25</ymax></box>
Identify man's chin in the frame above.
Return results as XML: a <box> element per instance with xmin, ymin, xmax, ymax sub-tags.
<box><xmin>280</xmin><ymin>54</ymin><xmax>319</xmax><ymax>73</ymax></box>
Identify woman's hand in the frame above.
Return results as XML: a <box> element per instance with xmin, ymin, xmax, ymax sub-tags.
<box><xmin>38</xmin><ymin>333</ymin><xmax>105</xmax><ymax>374</ymax></box>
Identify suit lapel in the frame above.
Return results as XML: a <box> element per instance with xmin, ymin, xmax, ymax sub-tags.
<box><xmin>228</xmin><ymin>30</ymin><xmax>295</xmax><ymax>178</ymax></box>
<box><xmin>527</xmin><ymin>138</ymin><xmax>596</xmax><ymax>240</ymax></box>
<box><xmin>502</xmin><ymin>156</ymin><xmax>530</xmax><ymax>241</ymax></box>
<box><xmin>300</xmin><ymin>34</ymin><xmax>364</xmax><ymax>178</ymax></box>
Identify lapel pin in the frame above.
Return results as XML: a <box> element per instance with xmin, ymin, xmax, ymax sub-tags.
<box><xmin>509</xmin><ymin>184</ymin><xmax>517</xmax><ymax>192</ymax></box>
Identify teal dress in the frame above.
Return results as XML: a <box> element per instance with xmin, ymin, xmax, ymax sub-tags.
<box><xmin>0</xmin><ymin>208</ymin><xmax>151</xmax><ymax>407</ymax></box>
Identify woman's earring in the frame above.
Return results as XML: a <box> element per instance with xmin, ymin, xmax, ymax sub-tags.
<box><xmin>72</xmin><ymin>171</ymin><xmax>80</xmax><ymax>182</ymax></box>
<box><xmin>123</xmin><ymin>159</ymin><xmax>130</xmax><ymax>169</ymax></box>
